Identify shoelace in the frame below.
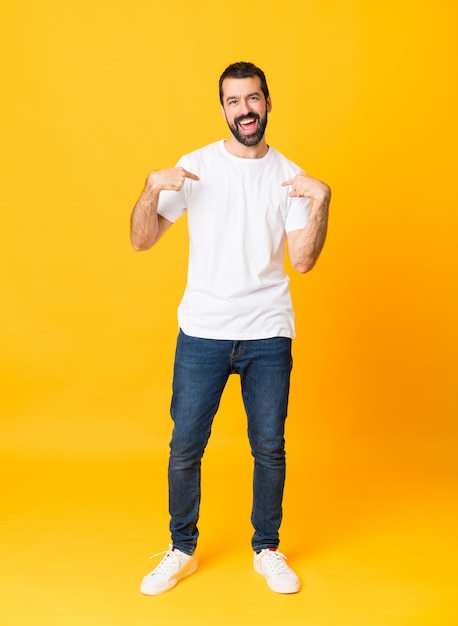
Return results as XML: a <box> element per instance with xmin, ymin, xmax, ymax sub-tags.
<box><xmin>148</xmin><ymin>547</ymin><xmax>178</xmax><ymax>576</ymax></box>
<box><xmin>262</xmin><ymin>550</ymin><xmax>290</xmax><ymax>575</ymax></box>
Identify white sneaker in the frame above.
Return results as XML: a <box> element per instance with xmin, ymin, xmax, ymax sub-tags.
<box><xmin>140</xmin><ymin>545</ymin><xmax>198</xmax><ymax>595</ymax></box>
<box><xmin>254</xmin><ymin>548</ymin><xmax>300</xmax><ymax>594</ymax></box>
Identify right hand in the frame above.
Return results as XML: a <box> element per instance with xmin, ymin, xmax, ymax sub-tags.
<box><xmin>146</xmin><ymin>167</ymin><xmax>200</xmax><ymax>193</ymax></box>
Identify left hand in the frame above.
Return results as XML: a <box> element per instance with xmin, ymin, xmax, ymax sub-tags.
<box><xmin>282</xmin><ymin>172</ymin><xmax>331</xmax><ymax>202</ymax></box>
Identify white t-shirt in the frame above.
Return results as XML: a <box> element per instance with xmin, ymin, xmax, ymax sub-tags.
<box><xmin>157</xmin><ymin>140</ymin><xmax>311</xmax><ymax>340</ymax></box>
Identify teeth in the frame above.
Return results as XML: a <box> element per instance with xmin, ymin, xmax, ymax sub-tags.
<box><xmin>240</xmin><ymin>119</ymin><xmax>255</xmax><ymax>125</ymax></box>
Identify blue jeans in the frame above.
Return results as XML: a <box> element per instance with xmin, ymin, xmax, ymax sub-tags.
<box><xmin>168</xmin><ymin>329</ymin><xmax>293</xmax><ymax>555</ymax></box>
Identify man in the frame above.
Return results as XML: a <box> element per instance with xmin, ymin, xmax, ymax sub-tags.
<box><xmin>130</xmin><ymin>61</ymin><xmax>330</xmax><ymax>595</ymax></box>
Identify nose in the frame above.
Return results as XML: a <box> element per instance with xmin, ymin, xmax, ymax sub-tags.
<box><xmin>239</xmin><ymin>98</ymin><xmax>251</xmax><ymax>116</ymax></box>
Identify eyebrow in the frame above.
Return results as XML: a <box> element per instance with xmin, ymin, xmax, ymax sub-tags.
<box><xmin>225</xmin><ymin>91</ymin><xmax>261</xmax><ymax>103</ymax></box>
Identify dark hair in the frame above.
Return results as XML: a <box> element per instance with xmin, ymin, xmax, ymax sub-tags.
<box><xmin>219</xmin><ymin>62</ymin><xmax>270</xmax><ymax>105</ymax></box>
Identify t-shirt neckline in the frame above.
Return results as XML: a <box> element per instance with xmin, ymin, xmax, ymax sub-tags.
<box><xmin>219</xmin><ymin>139</ymin><xmax>272</xmax><ymax>163</ymax></box>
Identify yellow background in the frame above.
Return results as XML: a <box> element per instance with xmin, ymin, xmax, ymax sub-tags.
<box><xmin>1</xmin><ymin>0</ymin><xmax>457</xmax><ymax>624</ymax></box>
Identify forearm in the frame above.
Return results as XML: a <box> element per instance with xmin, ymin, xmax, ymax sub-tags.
<box><xmin>130</xmin><ymin>167</ymin><xmax>199</xmax><ymax>251</ymax></box>
<box><xmin>130</xmin><ymin>186</ymin><xmax>162</xmax><ymax>251</ymax></box>
<box><xmin>289</xmin><ymin>189</ymin><xmax>330</xmax><ymax>273</ymax></box>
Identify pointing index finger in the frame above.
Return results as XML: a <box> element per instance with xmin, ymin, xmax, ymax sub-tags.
<box><xmin>184</xmin><ymin>169</ymin><xmax>200</xmax><ymax>181</ymax></box>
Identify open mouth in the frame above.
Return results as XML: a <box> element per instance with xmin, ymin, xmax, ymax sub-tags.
<box><xmin>237</xmin><ymin>116</ymin><xmax>259</xmax><ymax>135</ymax></box>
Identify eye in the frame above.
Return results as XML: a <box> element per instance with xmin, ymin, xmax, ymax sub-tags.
<box><xmin>249</xmin><ymin>95</ymin><xmax>260</xmax><ymax>102</ymax></box>
<box><xmin>228</xmin><ymin>99</ymin><xmax>238</xmax><ymax>106</ymax></box>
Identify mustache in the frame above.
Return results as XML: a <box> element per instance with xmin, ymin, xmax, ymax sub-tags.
<box><xmin>234</xmin><ymin>112</ymin><xmax>261</xmax><ymax>125</ymax></box>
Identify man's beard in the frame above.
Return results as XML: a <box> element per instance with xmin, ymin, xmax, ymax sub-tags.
<box><xmin>227</xmin><ymin>111</ymin><xmax>268</xmax><ymax>147</ymax></box>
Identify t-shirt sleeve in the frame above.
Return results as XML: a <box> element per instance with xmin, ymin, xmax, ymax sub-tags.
<box><xmin>285</xmin><ymin>196</ymin><xmax>312</xmax><ymax>233</ymax></box>
<box><xmin>156</xmin><ymin>156</ymin><xmax>190</xmax><ymax>223</ymax></box>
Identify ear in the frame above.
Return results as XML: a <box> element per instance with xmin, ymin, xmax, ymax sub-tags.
<box><xmin>221</xmin><ymin>105</ymin><xmax>227</xmax><ymax>120</ymax></box>
<box><xmin>266</xmin><ymin>96</ymin><xmax>272</xmax><ymax>113</ymax></box>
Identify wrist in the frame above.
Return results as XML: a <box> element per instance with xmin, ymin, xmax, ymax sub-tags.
<box><xmin>313</xmin><ymin>185</ymin><xmax>331</xmax><ymax>205</ymax></box>
<box><xmin>144</xmin><ymin>179</ymin><xmax>162</xmax><ymax>199</ymax></box>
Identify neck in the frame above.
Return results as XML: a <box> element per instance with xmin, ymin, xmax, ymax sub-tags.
<box><xmin>224</xmin><ymin>136</ymin><xmax>269</xmax><ymax>159</ymax></box>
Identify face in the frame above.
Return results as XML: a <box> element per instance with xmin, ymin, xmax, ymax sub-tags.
<box><xmin>221</xmin><ymin>76</ymin><xmax>272</xmax><ymax>147</ymax></box>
